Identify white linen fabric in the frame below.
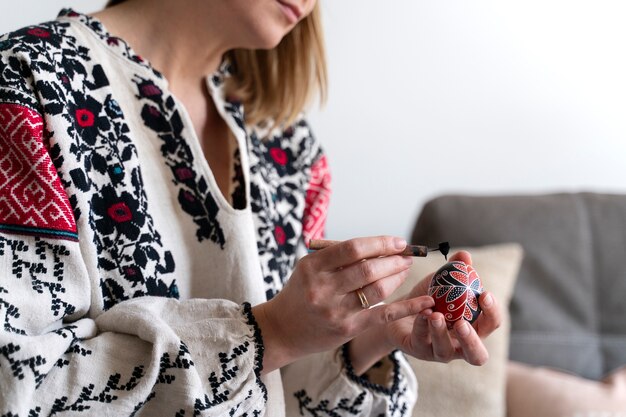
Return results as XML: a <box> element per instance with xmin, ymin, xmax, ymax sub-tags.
<box><xmin>0</xmin><ymin>9</ymin><xmax>417</xmax><ymax>416</ymax></box>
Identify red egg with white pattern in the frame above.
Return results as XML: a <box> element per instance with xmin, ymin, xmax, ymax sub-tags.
<box><xmin>428</xmin><ymin>261</ymin><xmax>484</xmax><ymax>327</ymax></box>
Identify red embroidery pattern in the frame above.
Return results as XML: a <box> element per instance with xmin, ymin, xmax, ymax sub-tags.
<box><xmin>302</xmin><ymin>155</ymin><xmax>331</xmax><ymax>243</ymax></box>
<box><xmin>0</xmin><ymin>103</ymin><xmax>77</xmax><ymax>240</ymax></box>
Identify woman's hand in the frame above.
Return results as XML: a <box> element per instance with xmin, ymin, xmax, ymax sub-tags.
<box><xmin>252</xmin><ymin>236</ymin><xmax>435</xmax><ymax>374</ymax></box>
<box><xmin>348</xmin><ymin>251</ymin><xmax>502</xmax><ymax>375</ymax></box>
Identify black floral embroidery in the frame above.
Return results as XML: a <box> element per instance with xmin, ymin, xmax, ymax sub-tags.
<box><xmin>0</xmin><ymin>7</ymin><xmax>407</xmax><ymax>417</ymax></box>
<box><xmin>133</xmin><ymin>74</ymin><xmax>227</xmax><ymax>247</ymax></box>
<box><xmin>54</xmin><ymin>327</ymin><xmax>93</xmax><ymax>372</ymax></box>
<box><xmin>246</xmin><ymin>123</ymin><xmax>323</xmax><ymax>300</ymax></box>
<box><xmin>192</xmin><ymin>341</ymin><xmax>255</xmax><ymax>412</ymax></box>
<box><xmin>266</xmin><ymin>134</ymin><xmax>298</xmax><ymax>177</ymax></box>
<box><xmin>223</xmin><ymin>94</ymin><xmax>246</xmax><ymax>131</ymax></box>
<box><xmin>294</xmin><ymin>390</ymin><xmax>367</xmax><ymax>416</ymax></box>
<box><xmin>91</xmin><ymin>185</ymin><xmax>145</xmax><ymax>241</ymax></box>
<box><xmin>0</xmin><ymin>236</ymin><xmax>76</xmax><ymax>325</ymax></box>
<box><xmin>156</xmin><ymin>342</ymin><xmax>195</xmax><ymax>385</ymax></box>
<box><xmin>231</xmin><ymin>148</ymin><xmax>247</xmax><ymax>210</ymax></box>
<box><xmin>48</xmin><ymin>365</ymin><xmax>146</xmax><ymax>415</ymax></box>
<box><xmin>0</xmin><ymin>343</ymin><xmax>47</xmax><ymax>386</ymax></box>
<box><xmin>0</xmin><ymin>329</ymin><xmax>93</xmax><ymax>393</ymax></box>
<box><xmin>340</xmin><ymin>345</ymin><xmax>410</xmax><ymax>417</ymax></box>
<box><xmin>0</xmin><ymin>11</ymin><xmax>178</xmax><ymax>311</ymax></box>
<box><xmin>292</xmin><ymin>347</ymin><xmax>411</xmax><ymax>417</ymax></box>
<box><xmin>14</xmin><ymin>25</ymin><xmax>64</xmax><ymax>50</ymax></box>
<box><xmin>0</xmin><ymin>237</ymin><xmax>27</xmax><ymax>335</ymax></box>
<box><xmin>129</xmin><ymin>392</ymin><xmax>157</xmax><ymax>417</ymax></box>
<box><xmin>242</xmin><ymin>302</ymin><xmax>267</xmax><ymax>400</ymax></box>
<box><xmin>68</xmin><ymin>90</ymin><xmax>111</xmax><ymax>146</ymax></box>
<box><xmin>182</xmin><ymin>304</ymin><xmax>266</xmax><ymax>416</ymax></box>
<box><xmin>0</xmin><ymin>24</ymin><xmax>72</xmax><ymax>114</ymax></box>
<box><xmin>0</xmin><ymin>285</ymin><xmax>22</xmax><ymax>335</ymax></box>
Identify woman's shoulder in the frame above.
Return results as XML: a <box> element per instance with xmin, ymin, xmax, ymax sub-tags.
<box><xmin>0</xmin><ymin>16</ymin><xmax>80</xmax><ymax>103</ymax></box>
<box><xmin>0</xmin><ymin>17</ymin><xmax>74</xmax><ymax>59</ymax></box>
<box><xmin>250</xmin><ymin>114</ymin><xmax>326</xmax><ymax>173</ymax></box>
<box><xmin>0</xmin><ymin>24</ymin><xmax>54</xmax><ymax>109</ymax></box>
<box><xmin>0</xmin><ymin>11</ymin><xmax>106</xmax><ymax>113</ymax></box>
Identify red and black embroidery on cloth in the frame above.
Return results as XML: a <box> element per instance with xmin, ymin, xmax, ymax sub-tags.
<box><xmin>129</xmin><ymin>52</ymin><xmax>331</xmax><ymax>301</ymax></box>
<box><xmin>247</xmin><ymin>122</ymin><xmax>330</xmax><ymax>300</ymax></box>
<box><xmin>0</xmin><ymin>103</ymin><xmax>78</xmax><ymax>240</ymax></box>
<box><xmin>0</xmin><ymin>14</ymin><xmax>177</xmax><ymax>309</ymax></box>
<box><xmin>294</xmin><ymin>348</ymin><xmax>411</xmax><ymax>417</ymax></box>
<box><xmin>1</xmin><ymin>13</ymin><xmax>269</xmax><ymax>414</ymax></box>
<box><xmin>0</xmin><ymin>8</ymin><xmax>374</xmax><ymax>416</ymax></box>
<box><xmin>132</xmin><ymin>74</ymin><xmax>227</xmax><ymax>247</ymax></box>
<box><xmin>0</xmin><ymin>6</ymin><xmax>331</xmax><ymax>315</ymax></box>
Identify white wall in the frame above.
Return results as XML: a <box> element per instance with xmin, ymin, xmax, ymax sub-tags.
<box><xmin>1</xmin><ymin>2</ymin><xmax>105</xmax><ymax>32</ymax></box>
<box><xmin>4</xmin><ymin>1</ymin><xmax>626</xmax><ymax>241</ymax></box>
<box><xmin>309</xmin><ymin>0</ymin><xmax>626</xmax><ymax>240</ymax></box>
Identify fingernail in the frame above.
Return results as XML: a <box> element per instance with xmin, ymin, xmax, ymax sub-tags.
<box><xmin>420</xmin><ymin>309</ymin><xmax>433</xmax><ymax>319</ymax></box>
<box><xmin>394</xmin><ymin>238</ymin><xmax>407</xmax><ymax>251</ymax></box>
<box><xmin>431</xmin><ymin>318</ymin><xmax>444</xmax><ymax>329</ymax></box>
<box><xmin>403</xmin><ymin>256</ymin><xmax>413</xmax><ymax>266</ymax></box>
<box><xmin>482</xmin><ymin>293</ymin><xmax>493</xmax><ymax>307</ymax></box>
<box><xmin>456</xmin><ymin>321</ymin><xmax>470</xmax><ymax>337</ymax></box>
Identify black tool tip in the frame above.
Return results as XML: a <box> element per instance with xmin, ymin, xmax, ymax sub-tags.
<box><xmin>438</xmin><ymin>241</ymin><xmax>450</xmax><ymax>260</ymax></box>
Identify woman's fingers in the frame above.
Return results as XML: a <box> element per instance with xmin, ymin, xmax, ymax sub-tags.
<box><xmin>335</xmin><ymin>255</ymin><xmax>413</xmax><ymax>294</ymax></box>
<box><xmin>410</xmin><ymin>311</ymin><xmax>437</xmax><ymax>360</ymax></box>
<box><xmin>452</xmin><ymin>320</ymin><xmax>490</xmax><ymax>365</ymax></box>
<box><xmin>356</xmin><ymin>296</ymin><xmax>434</xmax><ymax>330</ymax></box>
<box><xmin>410</xmin><ymin>312</ymin><xmax>490</xmax><ymax>364</ymax></box>
<box><xmin>341</xmin><ymin>268</ymin><xmax>412</xmax><ymax>310</ymax></box>
<box><xmin>427</xmin><ymin>313</ymin><xmax>457</xmax><ymax>363</ymax></box>
<box><xmin>312</xmin><ymin>236</ymin><xmax>408</xmax><ymax>271</ymax></box>
<box><xmin>472</xmin><ymin>291</ymin><xmax>502</xmax><ymax>338</ymax></box>
<box><xmin>448</xmin><ymin>250</ymin><xmax>472</xmax><ymax>265</ymax></box>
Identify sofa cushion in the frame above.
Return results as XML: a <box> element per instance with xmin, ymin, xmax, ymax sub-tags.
<box><xmin>507</xmin><ymin>361</ymin><xmax>626</xmax><ymax>417</ymax></box>
<box><xmin>411</xmin><ymin>192</ymin><xmax>626</xmax><ymax>379</ymax></box>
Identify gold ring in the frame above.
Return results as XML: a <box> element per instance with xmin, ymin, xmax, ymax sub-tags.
<box><xmin>356</xmin><ymin>288</ymin><xmax>370</xmax><ymax>309</ymax></box>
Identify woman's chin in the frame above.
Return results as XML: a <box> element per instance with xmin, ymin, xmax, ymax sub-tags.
<box><xmin>256</xmin><ymin>34</ymin><xmax>288</xmax><ymax>50</ymax></box>
<box><xmin>242</xmin><ymin>25</ymin><xmax>292</xmax><ymax>50</ymax></box>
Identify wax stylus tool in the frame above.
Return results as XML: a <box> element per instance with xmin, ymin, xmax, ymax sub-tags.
<box><xmin>405</xmin><ymin>241</ymin><xmax>450</xmax><ymax>259</ymax></box>
<box><xmin>422</xmin><ymin>241</ymin><xmax>450</xmax><ymax>260</ymax></box>
<box><xmin>308</xmin><ymin>240</ymin><xmax>450</xmax><ymax>260</ymax></box>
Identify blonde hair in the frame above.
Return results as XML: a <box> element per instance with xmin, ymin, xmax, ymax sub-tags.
<box><xmin>106</xmin><ymin>0</ymin><xmax>328</xmax><ymax>128</ymax></box>
<box><xmin>225</xmin><ymin>4</ymin><xmax>327</xmax><ymax>128</ymax></box>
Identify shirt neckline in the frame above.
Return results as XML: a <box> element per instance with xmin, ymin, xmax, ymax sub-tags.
<box><xmin>56</xmin><ymin>8</ymin><xmax>251</xmax><ymax>214</ymax></box>
<box><xmin>57</xmin><ymin>8</ymin><xmax>164</xmax><ymax>79</ymax></box>
<box><xmin>56</xmin><ymin>8</ymin><xmax>231</xmax><ymax>87</ymax></box>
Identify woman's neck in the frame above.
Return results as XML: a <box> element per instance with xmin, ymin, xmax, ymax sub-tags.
<box><xmin>91</xmin><ymin>0</ymin><xmax>229</xmax><ymax>89</ymax></box>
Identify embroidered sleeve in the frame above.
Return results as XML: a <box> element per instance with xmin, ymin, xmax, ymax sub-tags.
<box><xmin>0</xmin><ymin>102</ymin><xmax>78</xmax><ymax>240</ymax></box>
<box><xmin>281</xmin><ymin>347</ymin><xmax>418</xmax><ymax>417</ymax></box>
<box><xmin>302</xmin><ymin>152</ymin><xmax>331</xmax><ymax>245</ymax></box>
<box><xmin>278</xmin><ymin>116</ymin><xmax>331</xmax><ymax>265</ymax></box>
<box><xmin>279</xmin><ymin>118</ymin><xmax>417</xmax><ymax>416</ymax></box>
<box><xmin>0</xmin><ymin>235</ymin><xmax>267</xmax><ymax>416</ymax></box>
<box><xmin>0</xmin><ymin>33</ymin><xmax>267</xmax><ymax>416</ymax></box>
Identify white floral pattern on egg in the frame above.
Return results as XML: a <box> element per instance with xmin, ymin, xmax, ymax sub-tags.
<box><xmin>428</xmin><ymin>261</ymin><xmax>484</xmax><ymax>327</ymax></box>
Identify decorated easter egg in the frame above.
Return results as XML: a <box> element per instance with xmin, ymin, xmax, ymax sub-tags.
<box><xmin>428</xmin><ymin>261</ymin><xmax>484</xmax><ymax>327</ymax></box>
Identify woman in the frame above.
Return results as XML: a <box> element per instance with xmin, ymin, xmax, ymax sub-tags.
<box><xmin>0</xmin><ymin>0</ymin><xmax>501</xmax><ymax>415</ymax></box>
